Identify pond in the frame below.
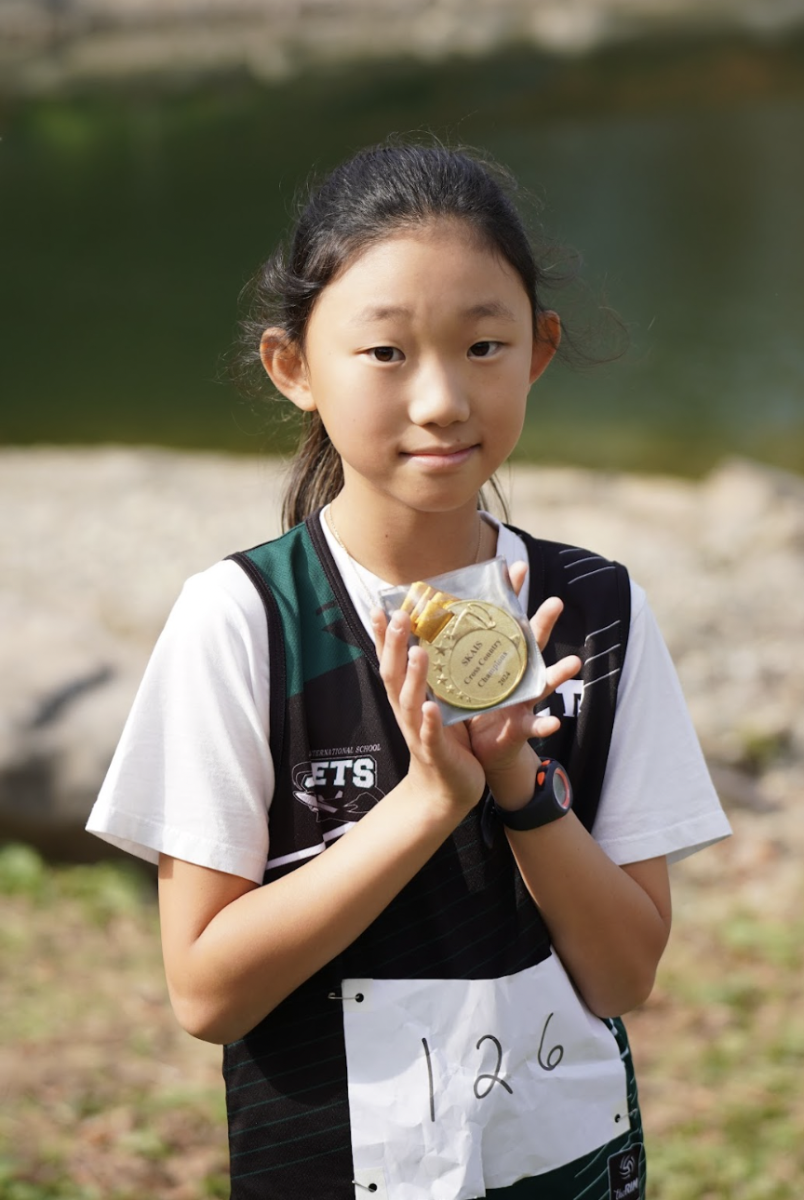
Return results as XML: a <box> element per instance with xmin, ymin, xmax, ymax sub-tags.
<box><xmin>2</xmin><ymin>32</ymin><xmax>803</xmax><ymax>475</ymax></box>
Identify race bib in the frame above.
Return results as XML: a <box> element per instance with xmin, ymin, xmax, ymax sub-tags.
<box><xmin>342</xmin><ymin>954</ymin><xmax>629</xmax><ymax>1199</ymax></box>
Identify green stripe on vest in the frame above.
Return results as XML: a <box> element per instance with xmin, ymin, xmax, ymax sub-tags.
<box><xmin>243</xmin><ymin>522</ymin><xmax>363</xmax><ymax>699</ymax></box>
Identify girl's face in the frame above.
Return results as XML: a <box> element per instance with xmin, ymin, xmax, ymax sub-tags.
<box><xmin>264</xmin><ymin>220</ymin><xmax>558</xmax><ymax>522</ymax></box>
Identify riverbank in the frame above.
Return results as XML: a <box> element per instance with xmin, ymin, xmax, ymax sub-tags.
<box><xmin>1</xmin><ymin>446</ymin><xmax>802</xmax><ymax>896</ymax></box>
<box><xmin>3</xmin><ymin>0</ymin><xmax>804</xmax><ymax>92</ymax></box>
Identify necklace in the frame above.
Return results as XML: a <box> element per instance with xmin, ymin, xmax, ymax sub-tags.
<box><xmin>325</xmin><ymin>506</ymin><xmax>485</xmax><ymax>612</ymax></box>
<box><xmin>325</xmin><ymin>507</ymin><xmax>380</xmax><ymax>612</ymax></box>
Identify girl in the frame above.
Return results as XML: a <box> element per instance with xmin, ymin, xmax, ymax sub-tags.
<box><xmin>88</xmin><ymin>141</ymin><xmax>731</xmax><ymax>1199</ymax></box>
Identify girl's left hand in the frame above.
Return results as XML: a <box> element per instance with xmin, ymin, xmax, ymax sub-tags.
<box><xmin>465</xmin><ymin>562</ymin><xmax>581</xmax><ymax>804</ymax></box>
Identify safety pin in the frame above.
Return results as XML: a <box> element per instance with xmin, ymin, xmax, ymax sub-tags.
<box><xmin>352</xmin><ymin>1182</ymin><xmax>378</xmax><ymax>1193</ymax></box>
<box><xmin>327</xmin><ymin>990</ymin><xmax>365</xmax><ymax>1002</ymax></box>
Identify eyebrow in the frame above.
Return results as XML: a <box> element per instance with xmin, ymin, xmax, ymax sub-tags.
<box><xmin>348</xmin><ymin>299</ymin><xmax>518</xmax><ymax>325</ymax></box>
<box><xmin>462</xmin><ymin>300</ymin><xmax>518</xmax><ymax>322</ymax></box>
<box><xmin>349</xmin><ymin>304</ymin><xmax>412</xmax><ymax>325</ymax></box>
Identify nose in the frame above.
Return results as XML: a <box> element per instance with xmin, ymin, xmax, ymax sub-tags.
<box><xmin>408</xmin><ymin>362</ymin><xmax>471</xmax><ymax>427</ymax></box>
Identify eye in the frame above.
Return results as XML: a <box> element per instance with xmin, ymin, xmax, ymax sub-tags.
<box><xmin>468</xmin><ymin>341</ymin><xmax>502</xmax><ymax>358</ymax></box>
<box><xmin>366</xmin><ymin>346</ymin><xmax>404</xmax><ymax>364</ymax></box>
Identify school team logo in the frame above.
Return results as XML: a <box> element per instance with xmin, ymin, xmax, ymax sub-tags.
<box><xmin>291</xmin><ymin>752</ymin><xmax>385</xmax><ymax>827</ymax></box>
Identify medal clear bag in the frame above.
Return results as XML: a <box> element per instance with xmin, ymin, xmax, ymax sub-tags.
<box><xmin>378</xmin><ymin>557</ymin><xmax>546</xmax><ymax>725</ymax></box>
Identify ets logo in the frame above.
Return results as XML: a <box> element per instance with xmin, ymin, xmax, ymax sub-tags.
<box><xmin>292</xmin><ymin>756</ymin><xmax>382</xmax><ymax>823</ymax></box>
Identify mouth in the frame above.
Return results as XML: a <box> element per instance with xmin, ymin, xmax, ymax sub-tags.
<box><xmin>403</xmin><ymin>444</ymin><xmax>477</xmax><ymax>468</ymax></box>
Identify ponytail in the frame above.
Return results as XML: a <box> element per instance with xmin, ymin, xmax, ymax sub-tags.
<box><xmin>281</xmin><ymin>413</ymin><xmax>343</xmax><ymax>531</ymax></box>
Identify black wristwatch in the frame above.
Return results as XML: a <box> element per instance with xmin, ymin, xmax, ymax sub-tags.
<box><xmin>493</xmin><ymin>759</ymin><xmax>573</xmax><ymax>831</ymax></box>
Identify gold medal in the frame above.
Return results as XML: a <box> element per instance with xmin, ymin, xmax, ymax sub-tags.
<box><xmin>401</xmin><ymin>582</ymin><xmax>530</xmax><ymax>710</ymax></box>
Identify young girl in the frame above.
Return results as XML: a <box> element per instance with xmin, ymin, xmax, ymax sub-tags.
<box><xmin>88</xmin><ymin>142</ymin><xmax>730</xmax><ymax>1200</ymax></box>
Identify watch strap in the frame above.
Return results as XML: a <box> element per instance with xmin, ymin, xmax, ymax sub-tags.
<box><xmin>493</xmin><ymin>758</ymin><xmax>573</xmax><ymax>831</ymax></box>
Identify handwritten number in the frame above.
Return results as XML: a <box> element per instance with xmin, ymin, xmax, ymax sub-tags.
<box><xmin>423</xmin><ymin>1020</ymin><xmax>559</xmax><ymax>1117</ymax></box>
<box><xmin>422</xmin><ymin>1038</ymin><xmax>435</xmax><ymax>1122</ymax></box>
<box><xmin>537</xmin><ymin>1012</ymin><xmax>564</xmax><ymax>1072</ymax></box>
<box><xmin>473</xmin><ymin>1034</ymin><xmax>513</xmax><ymax>1099</ymax></box>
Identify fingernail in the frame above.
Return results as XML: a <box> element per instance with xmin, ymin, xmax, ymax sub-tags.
<box><xmin>390</xmin><ymin>612</ymin><xmax>404</xmax><ymax>631</ymax></box>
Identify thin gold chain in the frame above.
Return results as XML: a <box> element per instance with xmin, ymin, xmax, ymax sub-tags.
<box><xmin>325</xmin><ymin>506</ymin><xmax>379</xmax><ymax>611</ymax></box>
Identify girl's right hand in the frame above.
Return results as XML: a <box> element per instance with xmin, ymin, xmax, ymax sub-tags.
<box><xmin>372</xmin><ymin>608</ymin><xmax>486</xmax><ymax>821</ymax></box>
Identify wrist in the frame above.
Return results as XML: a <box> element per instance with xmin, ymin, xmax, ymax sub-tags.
<box><xmin>485</xmin><ymin>746</ymin><xmax>540</xmax><ymax>812</ymax></box>
<box><xmin>493</xmin><ymin>758</ymin><xmax>573</xmax><ymax>832</ymax></box>
<box><xmin>402</xmin><ymin>762</ymin><xmax>484</xmax><ymax>828</ymax></box>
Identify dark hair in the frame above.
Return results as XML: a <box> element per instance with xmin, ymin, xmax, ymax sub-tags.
<box><xmin>237</xmin><ymin>139</ymin><xmax>575</xmax><ymax>530</ymax></box>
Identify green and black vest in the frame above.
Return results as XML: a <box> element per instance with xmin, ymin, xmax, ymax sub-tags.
<box><xmin>222</xmin><ymin>514</ymin><xmax>644</xmax><ymax>1200</ymax></box>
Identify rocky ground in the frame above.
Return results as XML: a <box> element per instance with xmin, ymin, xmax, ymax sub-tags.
<box><xmin>1</xmin><ymin>446</ymin><xmax>802</xmax><ymax>900</ymax></box>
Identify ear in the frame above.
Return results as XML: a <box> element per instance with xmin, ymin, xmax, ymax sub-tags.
<box><xmin>259</xmin><ymin>328</ymin><xmax>316</xmax><ymax>413</ymax></box>
<box><xmin>529</xmin><ymin>310</ymin><xmax>561</xmax><ymax>385</ymax></box>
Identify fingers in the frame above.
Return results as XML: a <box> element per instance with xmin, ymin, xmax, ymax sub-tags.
<box><xmin>543</xmin><ymin>653</ymin><xmax>583</xmax><ymax>696</ymax></box>
<box><xmin>530</xmin><ymin>595</ymin><xmax>565</xmax><ymax>651</ymax></box>
<box><xmin>529</xmin><ymin>711</ymin><xmax>562</xmax><ymax>741</ymax></box>
<box><xmin>370</xmin><ymin>606</ymin><xmax>388</xmax><ymax>659</ymax></box>
<box><xmin>375</xmin><ymin>609</ymin><xmax>432</xmax><ymax>744</ymax></box>
<box><xmin>418</xmin><ymin>699</ymin><xmax>445</xmax><ymax>755</ymax></box>
<box><xmin>375</xmin><ymin>609</ymin><xmax>410</xmax><ymax>697</ymax></box>
<box><xmin>375</xmin><ymin>614</ymin><xmax>462</xmax><ymax>777</ymax></box>
<box><xmin>508</xmin><ymin>560</ymin><xmax>528</xmax><ymax>599</ymax></box>
<box><xmin>398</xmin><ymin>645</ymin><xmax>430</xmax><ymax>727</ymax></box>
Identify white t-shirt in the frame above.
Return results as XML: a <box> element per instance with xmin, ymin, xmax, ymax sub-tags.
<box><xmin>87</xmin><ymin>514</ymin><xmax>731</xmax><ymax>881</ymax></box>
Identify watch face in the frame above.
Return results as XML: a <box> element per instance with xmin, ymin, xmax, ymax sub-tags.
<box><xmin>493</xmin><ymin>758</ymin><xmax>572</xmax><ymax>831</ymax></box>
<box><xmin>426</xmin><ymin>600</ymin><xmax>527</xmax><ymax>710</ymax></box>
<box><xmin>553</xmin><ymin>766</ymin><xmax>572</xmax><ymax>811</ymax></box>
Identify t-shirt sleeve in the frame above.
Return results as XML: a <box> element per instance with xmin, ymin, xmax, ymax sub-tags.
<box><xmin>591</xmin><ymin>581</ymin><xmax>732</xmax><ymax>866</ymax></box>
<box><xmin>86</xmin><ymin>560</ymin><xmax>274</xmax><ymax>883</ymax></box>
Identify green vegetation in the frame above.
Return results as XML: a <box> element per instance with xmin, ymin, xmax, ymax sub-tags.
<box><xmin>637</xmin><ymin>905</ymin><xmax>804</xmax><ymax>1198</ymax></box>
<box><xmin>0</xmin><ymin>843</ymin><xmax>801</xmax><ymax>1197</ymax></box>
<box><xmin>0</xmin><ymin>843</ymin><xmax>150</xmax><ymax>917</ymax></box>
<box><xmin>0</xmin><ymin>845</ymin><xmax>227</xmax><ymax>1199</ymax></box>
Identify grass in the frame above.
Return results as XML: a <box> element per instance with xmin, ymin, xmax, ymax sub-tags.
<box><xmin>0</xmin><ymin>846</ymin><xmax>228</xmax><ymax>1200</ymax></box>
<box><xmin>0</xmin><ymin>837</ymin><xmax>800</xmax><ymax>1199</ymax></box>
<box><xmin>629</xmin><ymin>904</ymin><xmax>804</xmax><ymax>1199</ymax></box>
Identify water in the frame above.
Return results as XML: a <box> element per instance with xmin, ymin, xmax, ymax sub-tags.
<box><xmin>1</xmin><ymin>34</ymin><xmax>803</xmax><ymax>475</ymax></box>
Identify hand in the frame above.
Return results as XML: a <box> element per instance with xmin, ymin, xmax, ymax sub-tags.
<box><xmin>465</xmin><ymin>562</ymin><xmax>581</xmax><ymax>808</ymax></box>
<box><xmin>372</xmin><ymin>608</ymin><xmax>486</xmax><ymax>821</ymax></box>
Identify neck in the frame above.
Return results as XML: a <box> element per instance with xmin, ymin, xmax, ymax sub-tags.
<box><xmin>328</xmin><ymin>496</ymin><xmax>495</xmax><ymax>584</ymax></box>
